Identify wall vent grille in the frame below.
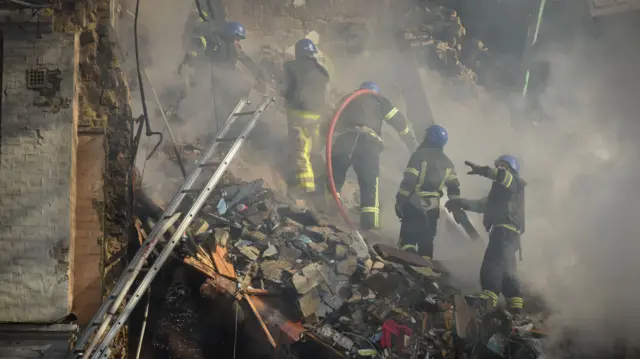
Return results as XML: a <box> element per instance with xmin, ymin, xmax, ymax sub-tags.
<box><xmin>26</xmin><ymin>68</ymin><xmax>47</xmax><ymax>89</ymax></box>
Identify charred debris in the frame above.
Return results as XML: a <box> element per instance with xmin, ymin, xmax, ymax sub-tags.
<box><xmin>132</xmin><ymin>174</ymin><xmax>548</xmax><ymax>359</ymax></box>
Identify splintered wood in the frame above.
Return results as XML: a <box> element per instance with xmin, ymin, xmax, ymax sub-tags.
<box><xmin>135</xmin><ymin>216</ymin><xmax>282</xmax><ymax>348</ymax></box>
<box><xmin>209</xmin><ymin>244</ymin><xmax>237</xmax><ymax>279</ymax></box>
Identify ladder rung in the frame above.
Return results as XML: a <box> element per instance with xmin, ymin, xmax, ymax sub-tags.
<box><xmin>233</xmin><ymin>110</ymin><xmax>255</xmax><ymax>117</ymax></box>
<box><xmin>199</xmin><ymin>161</ymin><xmax>221</xmax><ymax>167</ymax></box>
<box><xmin>182</xmin><ymin>189</ymin><xmax>202</xmax><ymax>194</ymax></box>
<box><xmin>69</xmin><ymin>97</ymin><xmax>275</xmax><ymax>358</ymax></box>
<box><xmin>215</xmin><ymin>137</ymin><xmax>238</xmax><ymax>142</ymax></box>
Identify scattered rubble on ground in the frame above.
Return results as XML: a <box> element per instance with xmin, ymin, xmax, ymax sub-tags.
<box><xmin>135</xmin><ymin>175</ymin><xmax>548</xmax><ymax>358</ymax></box>
<box><xmin>402</xmin><ymin>2</ymin><xmax>491</xmax><ymax>92</ymax></box>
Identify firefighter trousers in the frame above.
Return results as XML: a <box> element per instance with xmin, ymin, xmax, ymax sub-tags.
<box><xmin>479</xmin><ymin>226</ymin><xmax>523</xmax><ymax>311</ymax></box>
<box><xmin>288</xmin><ymin>111</ymin><xmax>325</xmax><ymax>194</ymax></box>
<box><xmin>398</xmin><ymin>203</ymin><xmax>439</xmax><ymax>258</ymax></box>
<box><xmin>331</xmin><ymin>131</ymin><xmax>381</xmax><ymax>230</ymax></box>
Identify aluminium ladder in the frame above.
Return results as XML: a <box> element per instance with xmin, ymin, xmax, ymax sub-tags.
<box><xmin>68</xmin><ymin>96</ymin><xmax>275</xmax><ymax>359</ymax></box>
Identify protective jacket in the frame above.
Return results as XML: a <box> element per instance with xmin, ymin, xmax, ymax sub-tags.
<box><xmin>337</xmin><ymin>93</ymin><xmax>415</xmax><ymax>147</ymax></box>
<box><xmin>283</xmin><ymin>57</ymin><xmax>330</xmax><ymax>115</ymax></box>
<box><xmin>464</xmin><ymin>168</ymin><xmax>526</xmax><ymax>234</ymax></box>
<box><xmin>396</xmin><ymin>145</ymin><xmax>460</xmax><ymax>210</ymax></box>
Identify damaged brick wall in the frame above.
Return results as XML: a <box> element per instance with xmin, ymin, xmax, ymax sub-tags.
<box><xmin>61</xmin><ymin>0</ymin><xmax>133</xmax><ymax>350</ymax></box>
<box><xmin>0</xmin><ymin>24</ymin><xmax>77</xmax><ymax>322</ymax></box>
<box><xmin>0</xmin><ymin>0</ymin><xmax>132</xmax><ymax>331</ymax></box>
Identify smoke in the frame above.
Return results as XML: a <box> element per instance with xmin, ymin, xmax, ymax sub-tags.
<box><xmin>420</xmin><ymin>1</ymin><xmax>640</xmax><ymax>352</ymax></box>
<box><xmin>122</xmin><ymin>0</ymin><xmax>640</xmax><ymax>352</ymax></box>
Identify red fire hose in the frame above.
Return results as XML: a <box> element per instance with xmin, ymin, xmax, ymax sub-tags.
<box><xmin>325</xmin><ymin>89</ymin><xmax>376</xmax><ymax>229</ymax></box>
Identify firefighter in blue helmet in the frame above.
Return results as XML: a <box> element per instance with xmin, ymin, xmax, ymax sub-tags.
<box><xmin>445</xmin><ymin>155</ymin><xmax>526</xmax><ymax>314</ymax></box>
<box><xmin>331</xmin><ymin>81</ymin><xmax>417</xmax><ymax>230</ymax></box>
<box><xmin>395</xmin><ymin>125</ymin><xmax>460</xmax><ymax>259</ymax></box>
<box><xmin>179</xmin><ymin>9</ymin><xmax>266</xmax><ymax>124</ymax></box>
<box><xmin>283</xmin><ymin>39</ymin><xmax>330</xmax><ymax>196</ymax></box>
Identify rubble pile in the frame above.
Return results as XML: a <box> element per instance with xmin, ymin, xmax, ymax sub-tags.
<box><xmin>136</xmin><ymin>177</ymin><xmax>548</xmax><ymax>359</ymax></box>
<box><xmin>402</xmin><ymin>3</ymin><xmax>488</xmax><ymax>86</ymax></box>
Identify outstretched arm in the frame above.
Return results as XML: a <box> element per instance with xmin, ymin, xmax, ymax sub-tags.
<box><xmin>462</xmin><ymin>197</ymin><xmax>488</xmax><ymax>213</ymax></box>
<box><xmin>379</xmin><ymin>96</ymin><xmax>417</xmax><ymax>151</ymax></box>
<box><xmin>465</xmin><ymin>161</ymin><xmax>517</xmax><ymax>191</ymax></box>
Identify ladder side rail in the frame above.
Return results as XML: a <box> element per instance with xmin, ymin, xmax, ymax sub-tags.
<box><xmin>160</xmin><ymin>99</ymin><xmax>249</xmax><ymax>218</ymax></box>
<box><xmin>70</xmin><ymin>99</ymin><xmax>249</xmax><ymax>358</ymax></box>
<box><xmin>91</xmin><ymin>96</ymin><xmax>274</xmax><ymax>358</ymax></box>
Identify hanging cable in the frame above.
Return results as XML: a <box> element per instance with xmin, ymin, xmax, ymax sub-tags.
<box><xmin>142</xmin><ymin>67</ymin><xmax>187</xmax><ymax>179</ymax></box>
<box><xmin>232</xmin><ymin>302</ymin><xmax>239</xmax><ymax>359</ymax></box>
<box><xmin>133</xmin><ymin>0</ymin><xmax>163</xmax><ymax>159</ymax></box>
<box><xmin>128</xmin><ymin>0</ymin><xmax>163</xmax><ymax>284</ymax></box>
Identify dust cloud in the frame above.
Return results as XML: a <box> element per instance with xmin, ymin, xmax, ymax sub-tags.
<box><xmin>417</xmin><ymin>2</ymin><xmax>640</xmax><ymax>354</ymax></box>
<box><xmin>123</xmin><ymin>0</ymin><xmax>640</xmax><ymax>353</ymax></box>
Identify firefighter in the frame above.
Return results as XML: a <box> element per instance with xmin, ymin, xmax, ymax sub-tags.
<box><xmin>395</xmin><ymin>125</ymin><xmax>459</xmax><ymax>259</ymax></box>
<box><xmin>179</xmin><ymin>14</ymin><xmax>266</xmax><ymax>126</ymax></box>
<box><xmin>331</xmin><ymin>81</ymin><xmax>417</xmax><ymax>230</ymax></box>
<box><xmin>283</xmin><ymin>39</ymin><xmax>330</xmax><ymax>196</ymax></box>
<box><xmin>445</xmin><ymin>155</ymin><xmax>525</xmax><ymax>314</ymax></box>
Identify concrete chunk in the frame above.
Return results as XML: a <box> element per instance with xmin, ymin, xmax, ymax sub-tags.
<box><xmin>280</xmin><ymin>246</ymin><xmax>302</xmax><ymax>262</ymax></box>
<box><xmin>263</xmin><ymin>242</ymin><xmax>278</xmax><ymax>258</ymax></box>
<box><xmin>239</xmin><ymin>246</ymin><xmax>260</xmax><ymax>261</ymax></box>
<box><xmin>261</xmin><ymin>260</ymin><xmax>292</xmax><ymax>283</ymax></box>
<box><xmin>337</xmin><ymin>256</ymin><xmax>358</xmax><ymax>276</ymax></box>
<box><xmin>292</xmin><ymin>262</ymin><xmax>335</xmax><ymax>294</ymax></box>
<box><xmin>298</xmin><ymin>289</ymin><xmax>321</xmax><ymax>317</ymax></box>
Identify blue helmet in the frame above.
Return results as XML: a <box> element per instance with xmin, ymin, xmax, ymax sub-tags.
<box><xmin>425</xmin><ymin>125</ymin><xmax>448</xmax><ymax>148</ymax></box>
<box><xmin>359</xmin><ymin>81</ymin><xmax>380</xmax><ymax>94</ymax></box>
<box><xmin>224</xmin><ymin>21</ymin><xmax>246</xmax><ymax>39</ymax></box>
<box><xmin>295</xmin><ymin>39</ymin><xmax>317</xmax><ymax>58</ymax></box>
<box><xmin>495</xmin><ymin>154</ymin><xmax>520</xmax><ymax>173</ymax></box>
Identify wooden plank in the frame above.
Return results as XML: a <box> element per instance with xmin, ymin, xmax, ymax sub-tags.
<box><xmin>248</xmin><ymin>295</ymin><xmax>306</xmax><ymax>346</ymax></box>
<box><xmin>244</xmin><ymin>294</ymin><xmax>277</xmax><ymax>348</ymax></box>
<box><xmin>211</xmin><ymin>245</ymin><xmax>237</xmax><ymax>280</ymax></box>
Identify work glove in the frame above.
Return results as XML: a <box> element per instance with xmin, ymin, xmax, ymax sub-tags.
<box><xmin>445</xmin><ymin>198</ymin><xmax>468</xmax><ymax>212</ymax></box>
<box><xmin>395</xmin><ymin>203</ymin><xmax>404</xmax><ymax>219</ymax></box>
<box><xmin>464</xmin><ymin>160</ymin><xmax>490</xmax><ymax>176</ymax></box>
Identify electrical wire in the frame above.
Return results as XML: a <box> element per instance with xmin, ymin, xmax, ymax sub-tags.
<box><xmin>141</xmin><ymin>67</ymin><xmax>187</xmax><ymax>179</ymax></box>
<box><xmin>232</xmin><ymin>301</ymin><xmax>239</xmax><ymax>359</ymax></box>
<box><xmin>129</xmin><ymin>0</ymin><xmax>165</xmax><ymax>253</ymax></box>
<box><xmin>133</xmin><ymin>0</ymin><xmax>163</xmax><ymax>160</ymax></box>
